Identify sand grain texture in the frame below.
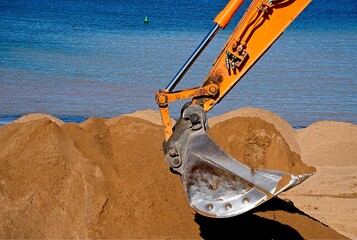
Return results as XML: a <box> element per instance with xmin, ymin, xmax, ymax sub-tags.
<box><xmin>0</xmin><ymin>109</ymin><xmax>353</xmax><ymax>239</ymax></box>
<box><xmin>282</xmin><ymin>121</ymin><xmax>357</xmax><ymax>239</ymax></box>
<box><xmin>207</xmin><ymin>116</ymin><xmax>315</xmax><ymax>175</ymax></box>
<box><xmin>209</xmin><ymin>108</ymin><xmax>301</xmax><ymax>155</ymax></box>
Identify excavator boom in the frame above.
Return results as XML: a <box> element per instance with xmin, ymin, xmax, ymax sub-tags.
<box><xmin>155</xmin><ymin>0</ymin><xmax>314</xmax><ymax>218</ymax></box>
<box><xmin>196</xmin><ymin>0</ymin><xmax>311</xmax><ymax>111</ymax></box>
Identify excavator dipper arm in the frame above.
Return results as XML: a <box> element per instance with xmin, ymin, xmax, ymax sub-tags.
<box><xmin>155</xmin><ymin>0</ymin><xmax>313</xmax><ymax>218</ymax></box>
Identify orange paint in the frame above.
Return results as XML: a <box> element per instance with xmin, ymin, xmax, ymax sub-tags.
<box><xmin>156</xmin><ymin>0</ymin><xmax>312</xmax><ymax>141</ymax></box>
<box><xmin>199</xmin><ymin>0</ymin><xmax>312</xmax><ymax>112</ymax></box>
<box><xmin>214</xmin><ymin>0</ymin><xmax>244</xmax><ymax>29</ymax></box>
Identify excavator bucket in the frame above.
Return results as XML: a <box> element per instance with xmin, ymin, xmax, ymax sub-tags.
<box><xmin>164</xmin><ymin>105</ymin><xmax>314</xmax><ymax>218</ymax></box>
<box><xmin>158</xmin><ymin>0</ymin><xmax>315</xmax><ymax>218</ymax></box>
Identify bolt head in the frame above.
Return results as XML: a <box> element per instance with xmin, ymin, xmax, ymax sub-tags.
<box><xmin>209</xmin><ymin>86</ymin><xmax>217</xmax><ymax>94</ymax></box>
<box><xmin>189</xmin><ymin>113</ymin><xmax>200</xmax><ymax>125</ymax></box>
<box><xmin>173</xmin><ymin>158</ymin><xmax>180</xmax><ymax>166</ymax></box>
<box><xmin>225</xmin><ymin>203</ymin><xmax>232</xmax><ymax>210</ymax></box>
<box><xmin>158</xmin><ymin>95</ymin><xmax>167</xmax><ymax>104</ymax></box>
<box><xmin>167</xmin><ymin>145</ymin><xmax>178</xmax><ymax>157</ymax></box>
<box><xmin>207</xmin><ymin>204</ymin><xmax>214</xmax><ymax>211</ymax></box>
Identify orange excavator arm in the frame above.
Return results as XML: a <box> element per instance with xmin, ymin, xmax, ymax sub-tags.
<box><xmin>156</xmin><ymin>0</ymin><xmax>311</xmax><ymax>141</ymax></box>
<box><xmin>197</xmin><ymin>0</ymin><xmax>311</xmax><ymax>111</ymax></box>
<box><xmin>155</xmin><ymin>0</ymin><xmax>313</xmax><ymax>218</ymax></box>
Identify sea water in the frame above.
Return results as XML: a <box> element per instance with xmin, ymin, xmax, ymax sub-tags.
<box><xmin>1</xmin><ymin>0</ymin><xmax>356</xmax><ymax>128</ymax></box>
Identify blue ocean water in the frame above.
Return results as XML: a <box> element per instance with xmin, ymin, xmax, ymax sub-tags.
<box><xmin>1</xmin><ymin>0</ymin><xmax>356</xmax><ymax>128</ymax></box>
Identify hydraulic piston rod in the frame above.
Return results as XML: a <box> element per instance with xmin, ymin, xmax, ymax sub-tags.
<box><xmin>165</xmin><ymin>0</ymin><xmax>244</xmax><ymax>92</ymax></box>
<box><xmin>165</xmin><ymin>24</ymin><xmax>220</xmax><ymax>92</ymax></box>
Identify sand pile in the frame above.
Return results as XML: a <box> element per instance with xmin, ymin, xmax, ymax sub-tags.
<box><xmin>0</xmin><ymin>116</ymin><xmax>197</xmax><ymax>238</ymax></box>
<box><xmin>0</xmin><ymin>109</ymin><xmax>352</xmax><ymax>239</ymax></box>
<box><xmin>207</xmin><ymin>116</ymin><xmax>315</xmax><ymax>175</ymax></box>
<box><xmin>208</xmin><ymin>107</ymin><xmax>301</xmax><ymax>155</ymax></box>
<box><xmin>283</xmin><ymin>121</ymin><xmax>357</xmax><ymax>239</ymax></box>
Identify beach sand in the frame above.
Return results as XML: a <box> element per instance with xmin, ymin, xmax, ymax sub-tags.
<box><xmin>0</xmin><ymin>108</ymin><xmax>356</xmax><ymax>239</ymax></box>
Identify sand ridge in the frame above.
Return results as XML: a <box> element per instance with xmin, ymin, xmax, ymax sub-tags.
<box><xmin>0</xmin><ymin>108</ymin><xmax>355</xmax><ymax>239</ymax></box>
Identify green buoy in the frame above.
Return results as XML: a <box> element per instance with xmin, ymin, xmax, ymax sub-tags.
<box><xmin>144</xmin><ymin>16</ymin><xmax>149</xmax><ymax>24</ymax></box>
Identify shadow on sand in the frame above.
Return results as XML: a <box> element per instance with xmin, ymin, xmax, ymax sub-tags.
<box><xmin>195</xmin><ymin>197</ymin><xmax>316</xmax><ymax>240</ymax></box>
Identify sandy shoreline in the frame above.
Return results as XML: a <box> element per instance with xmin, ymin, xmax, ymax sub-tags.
<box><xmin>0</xmin><ymin>108</ymin><xmax>356</xmax><ymax>239</ymax></box>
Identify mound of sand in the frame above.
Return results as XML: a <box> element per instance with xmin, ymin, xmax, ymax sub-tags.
<box><xmin>209</xmin><ymin>108</ymin><xmax>301</xmax><ymax>155</ymax></box>
<box><xmin>282</xmin><ymin>121</ymin><xmax>357</xmax><ymax>239</ymax></box>
<box><xmin>0</xmin><ymin>109</ymin><xmax>352</xmax><ymax>239</ymax></box>
<box><xmin>207</xmin><ymin>116</ymin><xmax>315</xmax><ymax>175</ymax></box>
<box><xmin>14</xmin><ymin>113</ymin><xmax>65</xmax><ymax>126</ymax></box>
<box><xmin>0</xmin><ymin>117</ymin><xmax>197</xmax><ymax>238</ymax></box>
<box><xmin>296</xmin><ymin>121</ymin><xmax>357</xmax><ymax>167</ymax></box>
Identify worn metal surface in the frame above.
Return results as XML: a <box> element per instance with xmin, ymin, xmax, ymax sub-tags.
<box><xmin>164</xmin><ymin>105</ymin><xmax>314</xmax><ymax>218</ymax></box>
